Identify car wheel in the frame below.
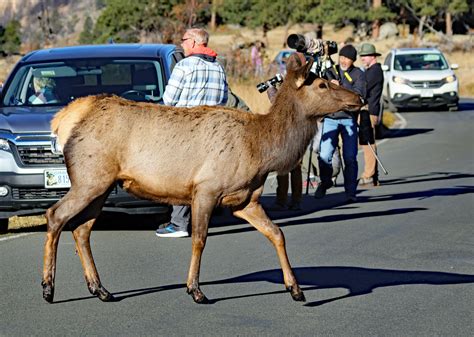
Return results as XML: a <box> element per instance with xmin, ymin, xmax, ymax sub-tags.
<box><xmin>0</xmin><ymin>218</ymin><xmax>8</xmax><ymax>234</ymax></box>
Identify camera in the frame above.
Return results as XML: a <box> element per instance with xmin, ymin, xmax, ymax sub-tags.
<box><xmin>256</xmin><ymin>73</ymin><xmax>284</xmax><ymax>93</ymax></box>
<box><xmin>287</xmin><ymin>34</ymin><xmax>338</xmax><ymax>57</ymax></box>
<box><xmin>286</xmin><ymin>34</ymin><xmax>339</xmax><ymax>80</ymax></box>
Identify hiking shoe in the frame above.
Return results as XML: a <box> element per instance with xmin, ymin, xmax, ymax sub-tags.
<box><xmin>155</xmin><ymin>223</ymin><xmax>189</xmax><ymax>238</ymax></box>
<box><xmin>359</xmin><ymin>177</ymin><xmax>380</xmax><ymax>187</ymax></box>
<box><xmin>314</xmin><ymin>182</ymin><xmax>333</xmax><ymax>199</ymax></box>
<box><xmin>358</xmin><ymin>177</ymin><xmax>373</xmax><ymax>186</ymax></box>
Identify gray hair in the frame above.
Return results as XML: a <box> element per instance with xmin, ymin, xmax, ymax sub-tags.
<box><xmin>185</xmin><ymin>28</ymin><xmax>209</xmax><ymax>46</ymax></box>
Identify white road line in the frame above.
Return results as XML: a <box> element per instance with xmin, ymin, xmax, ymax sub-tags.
<box><xmin>0</xmin><ymin>233</ymin><xmax>35</xmax><ymax>242</ymax></box>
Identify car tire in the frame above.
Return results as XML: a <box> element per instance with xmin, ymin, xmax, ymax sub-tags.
<box><xmin>0</xmin><ymin>218</ymin><xmax>8</xmax><ymax>234</ymax></box>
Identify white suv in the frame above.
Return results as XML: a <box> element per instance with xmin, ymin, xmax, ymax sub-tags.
<box><xmin>382</xmin><ymin>48</ymin><xmax>459</xmax><ymax>111</ymax></box>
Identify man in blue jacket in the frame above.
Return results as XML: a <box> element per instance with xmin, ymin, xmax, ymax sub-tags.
<box><xmin>315</xmin><ymin>44</ymin><xmax>366</xmax><ymax>202</ymax></box>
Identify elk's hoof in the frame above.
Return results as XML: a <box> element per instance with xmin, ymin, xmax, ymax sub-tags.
<box><xmin>187</xmin><ymin>288</ymin><xmax>209</xmax><ymax>304</ymax></box>
<box><xmin>98</xmin><ymin>291</ymin><xmax>116</xmax><ymax>302</ymax></box>
<box><xmin>96</xmin><ymin>286</ymin><xmax>115</xmax><ymax>302</ymax></box>
<box><xmin>89</xmin><ymin>283</ymin><xmax>115</xmax><ymax>302</ymax></box>
<box><xmin>288</xmin><ymin>286</ymin><xmax>306</xmax><ymax>302</ymax></box>
<box><xmin>42</xmin><ymin>282</ymin><xmax>54</xmax><ymax>303</ymax></box>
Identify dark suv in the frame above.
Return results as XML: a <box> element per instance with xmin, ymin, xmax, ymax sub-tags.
<box><xmin>0</xmin><ymin>44</ymin><xmax>184</xmax><ymax>229</ymax></box>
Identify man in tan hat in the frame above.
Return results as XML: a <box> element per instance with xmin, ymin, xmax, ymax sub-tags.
<box><xmin>359</xmin><ymin>43</ymin><xmax>383</xmax><ymax>187</ymax></box>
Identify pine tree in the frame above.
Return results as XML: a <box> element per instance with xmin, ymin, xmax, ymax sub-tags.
<box><xmin>3</xmin><ymin>20</ymin><xmax>21</xmax><ymax>55</ymax></box>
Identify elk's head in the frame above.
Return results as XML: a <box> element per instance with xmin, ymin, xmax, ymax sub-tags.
<box><xmin>284</xmin><ymin>54</ymin><xmax>363</xmax><ymax>118</ymax></box>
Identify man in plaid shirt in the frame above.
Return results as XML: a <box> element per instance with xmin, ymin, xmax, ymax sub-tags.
<box><xmin>156</xmin><ymin>28</ymin><xmax>228</xmax><ymax>238</ymax></box>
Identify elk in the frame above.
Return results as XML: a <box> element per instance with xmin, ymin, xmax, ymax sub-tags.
<box><xmin>42</xmin><ymin>54</ymin><xmax>362</xmax><ymax>304</ymax></box>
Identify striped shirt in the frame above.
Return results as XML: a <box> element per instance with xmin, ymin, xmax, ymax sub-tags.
<box><xmin>163</xmin><ymin>55</ymin><xmax>228</xmax><ymax>107</ymax></box>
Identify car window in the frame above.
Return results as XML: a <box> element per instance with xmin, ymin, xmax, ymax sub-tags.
<box><xmin>2</xmin><ymin>58</ymin><xmax>165</xmax><ymax>107</ymax></box>
<box><xmin>394</xmin><ymin>53</ymin><xmax>448</xmax><ymax>71</ymax></box>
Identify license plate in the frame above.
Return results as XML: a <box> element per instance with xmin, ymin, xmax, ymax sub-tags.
<box><xmin>44</xmin><ymin>169</ymin><xmax>71</xmax><ymax>188</ymax></box>
<box><xmin>420</xmin><ymin>89</ymin><xmax>433</xmax><ymax>97</ymax></box>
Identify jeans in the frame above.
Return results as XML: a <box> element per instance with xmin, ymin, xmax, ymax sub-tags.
<box><xmin>318</xmin><ymin>117</ymin><xmax>358</xmax><ymax>197</ymax></box>
<box><xmin>171</xmin><ymin>205</ymin><xmax>190</xmax><ymax>231</ymax></box>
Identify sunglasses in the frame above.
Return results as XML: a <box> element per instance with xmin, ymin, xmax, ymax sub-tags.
<box><xmin>181</xmin><ymin>38</ymin><xmax>193</xmax><ymax>42</ymax></box>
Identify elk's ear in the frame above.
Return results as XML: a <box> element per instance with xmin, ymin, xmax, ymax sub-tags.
<box><xmin>286</xmin><ymin>53</ymin><xmax>314</xmax><ymax>89</ymax></box>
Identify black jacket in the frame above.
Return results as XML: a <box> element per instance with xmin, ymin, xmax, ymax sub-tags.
<box><xmin>327</xmin><ymin>65</ymin><xmax>367</xmax><ymax>119</ymax></box>
<box><xmin>365</xmin><ymin>62</ymin><xmax>384</xmax><ymax>117</ymax></box>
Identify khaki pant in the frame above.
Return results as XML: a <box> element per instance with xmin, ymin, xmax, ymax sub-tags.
<box><xmin>276</xmin><ymin>162</ymin><xmax>302</xmax><ymax>206</ymax></box>
<box><xmin>361</xmin><ymin>115</ymin><xmax>379</xmax><ymax>181</ymax></box>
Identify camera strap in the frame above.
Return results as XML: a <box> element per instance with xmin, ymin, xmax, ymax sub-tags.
<box><xmin>343</xmin><ymin>71</ymin><xmax>353</xmax><ymax>83</ymax></box>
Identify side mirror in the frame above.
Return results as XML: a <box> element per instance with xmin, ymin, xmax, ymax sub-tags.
<box><xmin>381</xmin><ymin>65</ymin><xmax>389</xmax><ymax>71</ymax></box>
<box><xmin>451</xmin><ymin>63</ymin><xmax>459</xmax><ymax>70</ymax></box>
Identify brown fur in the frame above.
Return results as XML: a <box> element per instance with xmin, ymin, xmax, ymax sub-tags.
<box><xmin>42</xmin><ymin>55</ymin><xmax>362</xmax><ymax>304</ymax></box>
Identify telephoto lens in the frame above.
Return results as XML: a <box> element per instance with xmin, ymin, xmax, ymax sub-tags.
<box><xmin>287</xmin><ymin>34</ymin><xmax>308</xmax><ymax>53</ymax></box>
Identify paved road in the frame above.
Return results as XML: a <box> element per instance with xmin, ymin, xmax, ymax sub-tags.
<box><xmin>1</xmin><ymin>100</ymin><xmax>473</xmax><ymax>336</ymax></box>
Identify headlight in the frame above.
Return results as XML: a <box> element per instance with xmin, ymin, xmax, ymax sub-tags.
<box><xmin>0</xmin><ymin>138</ymin><xmax>10</xmax><ymax>151</ymax></box>
<box><xmin>392</xmin><ymin>76</ymin><xmax>408</xmax><ymax>85</ymax></box>
<box><xmin>443</xmin><ymin>75</ymin><xmax>456</xmax><ymax>83</ymax></box>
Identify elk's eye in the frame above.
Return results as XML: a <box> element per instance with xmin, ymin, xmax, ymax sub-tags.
<box><xmin>318</xmin><ymin>82</ymin><xmax>327</xmax><ymax>89</ymax></box>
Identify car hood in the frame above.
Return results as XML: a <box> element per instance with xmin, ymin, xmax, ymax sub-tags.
<box><xmin>0</xmin><ymin>106</ymin><xmax>62</xmax><ymax>134</ymax></box>
<box><xmin>391</xmin><ymin>69</ymin><xmax>455</xmax><ymax>81</ymax></box>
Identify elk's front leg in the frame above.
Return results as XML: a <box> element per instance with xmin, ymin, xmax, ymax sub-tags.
<box><xmin>233</xmin><ymin>196</ymin><xmax>305</xmax><ymax>302</ymax></box>
<box><xmin>186</xmin><ymin>192</ymin><xmax>216</xmax><ymax>304</ymax></box>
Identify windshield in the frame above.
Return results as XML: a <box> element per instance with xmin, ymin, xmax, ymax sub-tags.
<box><xmin>2</xmin><ymin>58</ymin><xmax>165</xmax><ymax>107</ymax></box>
<box><xmin>394</xmin><ymin>53</ymin><xmax>449</xmax><ymax>71</ymax></box>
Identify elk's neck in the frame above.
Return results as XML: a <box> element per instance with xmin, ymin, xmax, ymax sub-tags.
<box><xmin>256</xmin><ymin>96</ymin><xmax>318</xmax><ymax>174</ymax></box>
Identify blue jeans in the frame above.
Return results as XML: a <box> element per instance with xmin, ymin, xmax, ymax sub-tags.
<box><xmin>318</xmin><ymin>117</ymin><xmax>358</xmax><ymax>197</ymax></box>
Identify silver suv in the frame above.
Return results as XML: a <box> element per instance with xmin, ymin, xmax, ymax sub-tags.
<box><xmin>0</xmin><ymin>44</ymin><xmax>184</xmax><ymax>231</ymax></box>
<box><xmin>382</xmin><ymin>47</ymin><xmax>459</xmax><ymax>112</ymax></box>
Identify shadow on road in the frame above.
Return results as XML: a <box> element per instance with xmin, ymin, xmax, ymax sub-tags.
<box><xmin>358</xmin><ymin>185</ymin><xmax>474</xmax><ymax>203</ymax></box>
<box><xmin>52</xmin><ymin>266</ymin><xmax>474</xmax><ymax>307</ymax></box>
<box><xmin>378</xmin><ymin>171</ymin><xmax>474</xmax><ymax>186</ymax></box>
<box><xmin>459</xmin><ymin>101</ymin><xmax>474</xmax><ymax>111</ymax></box>
<box><xmin>202</xmin><ymin>266</ymin><xmax>474</xmax><ymax>307</ymax></box>
<box><xmin>383</xmin><ymin>128</ymin><xmax>434</xmax><ymax>138</ymax></box>
<box><xmin>209</xmin><ymin>207</ymin><xmax>427</xmax><ymax>237</ymax></box>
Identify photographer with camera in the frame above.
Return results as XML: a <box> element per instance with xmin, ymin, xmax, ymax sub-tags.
<box><xmin>314</xmin><ymin>44</ymin><xmax>366</xmax><ymax>203</ymax></box>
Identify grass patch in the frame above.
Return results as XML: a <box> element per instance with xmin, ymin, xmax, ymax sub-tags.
<box><xmin>7</xmin><ymin>215</ymin><xmax>46</xmax><ymax>231</ymax></box>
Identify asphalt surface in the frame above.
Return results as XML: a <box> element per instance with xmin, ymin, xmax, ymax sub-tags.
<box><xmin>1</xmin><ymin>99</ymin><xmax>473</xmax><ymax>336</ymax></box>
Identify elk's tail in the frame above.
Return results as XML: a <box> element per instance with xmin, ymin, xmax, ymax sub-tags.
<box><xmin>51</xmin><ymin>96</ymin><xmax>96</xmax><ymax>149</ymax></box>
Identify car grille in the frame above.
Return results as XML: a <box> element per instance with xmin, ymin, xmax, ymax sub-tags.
<box><xmin>16</xmin><ymin>145</ymin><xmax>65</xmax><ymax>166</ymax></box>
<box><xmin>12</xmin><ymin>188</ymin><xmax>70</xmax><ymax>200</ymax></box>
<box><xmin>12</xmin><ymin>187</ymin><xmax>118</xmax><ymax>200</ymax></box>
<box><xmin>410</xmin><ymin>80</ymin><xmax>444</xmax><ymax>89</ymax></box>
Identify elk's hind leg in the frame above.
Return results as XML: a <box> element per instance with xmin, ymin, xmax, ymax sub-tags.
<box><xmin>72</xmin><ymin>217</ymin><xmax>114</xmax><ymax>302</ymax></box>
<box><xmin>42</xmin><ymin>184</ymin><xmax>113</xmax><ymax>303</ymax></box>
<box><xmin>233</xmin><ymin>195</ymin><xmax>305</xmax><ymax>302</ymax></box>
